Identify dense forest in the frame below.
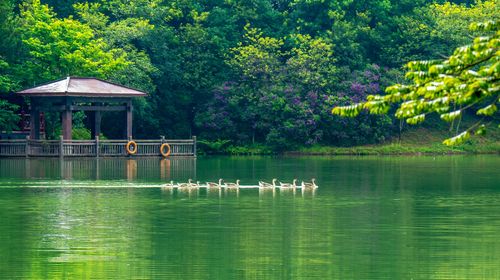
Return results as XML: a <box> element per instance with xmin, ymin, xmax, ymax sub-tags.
<box><xmin>0</xmin><ymin>0</ymin><xmax>498</xmax><ymax>151</ymax></box>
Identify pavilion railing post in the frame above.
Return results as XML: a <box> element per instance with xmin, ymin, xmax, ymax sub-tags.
<box><xmin>128</xmin><ymin>136</ymin><xmax>132</xmax><ymax>157</ymax></box>
<box><xmin>193</xmin><ymin>136</ymin><xmax>197</xmax><ymax>157</ymax></box>
<box><xmin>59</xmin><ymin>135</ymin><xmax>64</xmax><ymax>159</ymax></box>
<box><xmin>161</xmin><ymin>136</ymin><xmax>165</xmax><ymax>157</ymax></box>
<box><xmin>25</xmin><ymin>135</ymin><xmax>30</xmax><ymax>158</ymax></box>
<box><xmin>95</xmin><ymin>135</ymin><xmax>100</xmax><ymax>158</ymax></box>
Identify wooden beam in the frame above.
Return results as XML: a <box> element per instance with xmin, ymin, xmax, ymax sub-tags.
<box><xmin>73</xmin><ymin>105</ymin><xmax>127</xmax><ymax>111</ymax></box>
<box><xmin>39</xmin><ymin>105</ymin><xmax>65</xmax><ymax>112</ymax></box>
<box><xmin>38</xmin><ymin>105</ymin><xmax>127</xmax><ymax>112</ymax></box>
<box><xmin>72</xmin><ymin>97</ymin><xmax>131</xmax><ymax>103</ymax></box>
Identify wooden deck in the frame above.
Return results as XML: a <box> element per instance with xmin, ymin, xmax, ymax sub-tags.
<box><xmin>0</xmin><ymin>137</ymin><xmax>196</xmax><ymax>157</ymax></box>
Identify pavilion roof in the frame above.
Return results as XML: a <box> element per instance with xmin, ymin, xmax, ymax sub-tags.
<box><xmin>17</xmin><ymin>77</ymin><xmax>147</xmax><ymax>97</ymax></box>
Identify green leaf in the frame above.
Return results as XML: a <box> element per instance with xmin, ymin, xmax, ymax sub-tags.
<box><xmin>440</xmin><ymin>110</ymin><xmax>462</xmax><ymax>122</ymax></box>
<box><xmin>406</xmin><ymin>114</ymin><xmax>425</xmax><ymax>125</ymax></box>
<box><xmin>476</xmin><ymin>104</ymin><xmax>497</xmax><ymax>116</ymax></box>
<box><xmin>443</xmin><ymin>131</ymin><xmax>470</xmax><ymax>146</ymax></box>
<box><xmin>475</xmin><ymin>124</ymin><xmax>486</xmax><ymax>135</ymax></box>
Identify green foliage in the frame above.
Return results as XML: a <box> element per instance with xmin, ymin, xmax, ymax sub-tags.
<box><xmin>228</xmin><ymin>24</ymin><xmax>285</xmax><ymax>81</ymax></box>
<box><xmin>0</xmin><ymin>100</ymin><xmax>19</xmax><ymax>132</ymax></box>
<box><xmin>72</xmin><ymin>128</ymin><xmax>92</xmax><ymax>140</ymax></box>
<box><xmin>0</xmin><ymin>0</ymin><xmax>21</xmax><ymax>132</ymax></box>
<box><xmin>381</xmin><ymin>0</ymin><xmax>499</xmax><ymax>66</ymax></box>
<box><xmin>197</xmin><ymin>139</ymin><xmax>274</xmax><ymax>155</ymax></box>
<box><xmin>287</xmin><ymin>34</ymin><xmax>337</xmax><ymax>90</ymax></box>
<box><xmin>1</xmin><ymin>0</ymin><xmax>498</xmax><ymax>151</ymax></box>
<box><xmin>74</xmin><ymin>1</ymin><xmax>157</xmax><ymax>94</ymax></box>
<box><xmin>430</xmin><ymin>1</ymin><xmax>499</xmax><ymax>50</ymax></box>
<box><xmin>225</xmin><ymin>144</ymin><xmax>273</xmax><ymax>155</ymax></box>
<box><xmin>333</xmin><ymin>20</ymin><xmax>500</xmax><ymax>146</ymax></box>
<box><xmin>43</xmin><ymin>112</ymin><xmax>61</xmax><ymax>140</ymax></box>
<box><xmin>295</xmin><ymin>141</ymin><xmax>500</xmax><ymax>155</ymax></box>
<box><xmin>17</xmin><ymin>0</ymin><xmax>129</xmax><ymax>84</ymax></box>
<box><xmin>199</xmin><ymin>25</ymin><xmax>343</xmax><ymax>149</ymax></box>
<box><xmin>0</xmin><ymin>58</ymin><xmax>16</xmax><ymax>93</ymax></box>
<box><xmin>197</xmin><ymin>139</ymin><xmax>231</xmax><ymax>154</ymax></box>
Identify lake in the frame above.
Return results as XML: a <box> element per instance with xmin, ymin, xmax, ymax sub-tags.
<box><xmin>1</xmin><ymin>156</ymin><xmax>499</xmax><ymax>279</ymax></box>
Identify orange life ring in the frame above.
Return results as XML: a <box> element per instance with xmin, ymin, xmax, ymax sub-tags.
<box><xmin>126</xmin><ymin>141</ymin><xmax>138</xmax><ymax>155</ymax></box>
<box><xmin>160</xmin><ymin>143</ymin><xmax>171</xmax><ymax>157</ymax></box>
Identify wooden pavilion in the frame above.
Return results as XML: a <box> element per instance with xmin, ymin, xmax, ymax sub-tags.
<box><xmin>17</xmin><ymin>77</ymin><xmax>145</xmax><ymax>140</ymax></box>
<box><xmin>0</xmin><ymin>77</ymin><xmax>196</xmax><ymax>158</ymax></box>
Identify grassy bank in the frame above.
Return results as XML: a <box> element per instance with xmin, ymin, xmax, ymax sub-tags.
<box><xmin>200</xmin><ymin>140</ymin><xmax>500</xmax><ymax>156</ymax></box>
<box><xmin>289</xmin><ymin>141</ymin><xmax>500</xmax><ymax>155</ymax></box>
<box><xmin>198</xmin><ymin>125</ymin><xmax>500</xmax><ymax>156</ymax></box>
<box><xmin>290</xmin><ymin>126</ymin><xmax>500</xmax><ymax>155</ymax></box>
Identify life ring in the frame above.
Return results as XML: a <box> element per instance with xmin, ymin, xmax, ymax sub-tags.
<box><xmin>126</xmin><ymin>141</ymin><xmax>138</xmax><ymax>155</ymax></box>
<box><xmin>160</xmin><ymin>143</ymin><xmax>171</xmax><ymax>157</ymax></box>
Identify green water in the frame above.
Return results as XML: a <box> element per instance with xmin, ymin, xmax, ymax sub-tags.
<box><xmin>0</xmin><ymin>156</ymin><xmax>499</xmax><ymax>279</ymax></box>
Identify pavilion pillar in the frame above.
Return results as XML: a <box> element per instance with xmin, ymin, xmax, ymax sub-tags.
<box><xmin>62</xmin><ymin>98</ymin><xmax>72</xmax><ymax>140</ymax></box>
<box><xmin>30</xmin><ymin>104</ymin><xmax>40</xmax><ymax>140</ymax></box>
<box><xmin>90</xmin><ymin>111</ymin><xmax>95</xmax><ymax>139</ymax></box>
<box><xmin>126</xmin><ymin>100</ymin><xmax>133</xmax><ymax>139</ymax></box>
<box><xmin>90</xmin><ymin>105</ymin><xmax>102</xmax><ymax>139</ymax></box>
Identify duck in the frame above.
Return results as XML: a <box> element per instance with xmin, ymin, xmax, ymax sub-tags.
<box><xmin>280</xmin><ymin>179</ymin><xmax>297</xmax><ymax>189</ymax></box>
<box><xmin>225</xmin><ymin>179</ymin><xmax>240</xmax><ymax>188</ymax></box>
<box><xmin>207</xmin><ymin>179</ymin><xmax>224</xmax><ymax>188</ymax></box>
<box><xmin>178</xmin><ymin>179</ymin><xmax>194</xmax><ymax>188</ymax></box>
<box><xmin>301</xmin><ymin>178</ymin><xmax>317</xmax><ymax>189</ymax></box>
<box><xmin>190</xmin><ymin>180</ymin><xmax>200</xmax><ymax>188</ymax></box>
<box><xmin>259</xmin><ymin>178</ymin><xmax>277</xmax><ymax>188</ymax></box>
<box><xmin>163</xmin><ymin>180</ymin><xmax>175</xmax><ymax>187</ymax></box>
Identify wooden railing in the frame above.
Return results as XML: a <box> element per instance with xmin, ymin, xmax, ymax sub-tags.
<box><xmin>0</xmin><ymin>137</ymin><xmax>196</xmax><ymax>157</ymax></box>
<box><xmin>0</xmin><ymin>140</ymin><xmax>27</xmax><ymax>156</ymax></box>
<box><xmin>29</xmin><ymin>139</ymin><xmax>60</xmax><ymax>156</ymax></box>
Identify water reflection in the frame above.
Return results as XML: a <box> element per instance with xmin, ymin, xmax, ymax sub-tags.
<box><xmin>0</xmin><ymin>157</ymin><xmax>197</xmax><ymax>182</ymax></box>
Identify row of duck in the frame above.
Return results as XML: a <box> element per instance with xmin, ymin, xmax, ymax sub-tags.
<box><xmin>162</xmin><ymin>178</ymin><xmax>318</xmax><ymax>189</ymax></box>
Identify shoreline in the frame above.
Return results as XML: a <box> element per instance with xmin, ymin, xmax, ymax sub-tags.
<box><xmin>286</xmin><ymin>142</ymin><xmax>500</xmax><ymax>156</ymax></box>
<box><xmin>199</xmin><ymin>141</ymin><xmax>500</xmax><ymax>156</ymax></box>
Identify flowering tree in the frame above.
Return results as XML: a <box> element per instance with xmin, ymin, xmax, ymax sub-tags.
<box><xmin>196</xmin><ymin>26</ymin><xmax>339</xmax><ymax>150</ymax></box>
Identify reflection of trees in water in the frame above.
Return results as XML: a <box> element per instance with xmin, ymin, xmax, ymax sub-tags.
<box><xmin>13</xmin><ymin>188</ymin><xmax>156</xmax><ymax>279</ymax></box>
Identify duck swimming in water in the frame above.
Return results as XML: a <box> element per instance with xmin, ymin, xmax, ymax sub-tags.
<box><xmin>259</xmin><ymin>178</ymin><xmax>277</xmax><ymax>188</ymax></box>
<box><xmin>301</xmin><ymin>178</ymin><xmax>317</xmax><ymax>189</ymax></box>
<box><xmin>178</xmin><ymin>179</ymin><xmax>195</xmax><ymax>188</ymax></box>
<box><xmin>279</xmin><ymin>179</ymin><xmax>297</xmax><ymax>189</ymax></box>
<box><xmin>162</xmin><ymin>180</ymin><xmax>175</xmax><ymax>187</ymax></box>
<box><xmin>207</xmin><ymin>179</ymin><xmax>224</xmax><ymax>188</ymax></box>
<box><xmin>225</xmin><ymin>179</ymin><xmax>240</xmax><ymax>188</ymax></box>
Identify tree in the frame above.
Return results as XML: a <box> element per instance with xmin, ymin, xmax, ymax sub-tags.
<box><xmin>12</xmin><ymin>0</ymin><xmax>152</xmax><ymax>139</ymax></box>
<box><xmin>197</xmin><ymin>26</ymin><xmax>343</xmax><ymax>149</ymax></box>
<box><xmin>17</xmin><ymin>0</ymin><xmax>129</xmax><ymax>85</ymax></box>
<box><xmin>332</xmin><ymin>20</ymin><xmax>499</xmax><ymax>146</ymax></box>
<box><xmin>380</xmin><ymin>0</ymin><xmax>500</xmax><ymax>66</ymax></box>
<box><xmin>74</xmin><ymin>1</ymin><xmax>158</xmax><ymax>138</ymax></box>
<box><xmin>0</xmin><ymin>0</ymin><xmax>21</xmax><ymax>131</ymax></box>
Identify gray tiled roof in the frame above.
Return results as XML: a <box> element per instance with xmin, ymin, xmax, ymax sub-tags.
<box><xmin>17</xmin><ymin>77</ymin><xmax>147</xmax><ymax>97</ymax></box>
